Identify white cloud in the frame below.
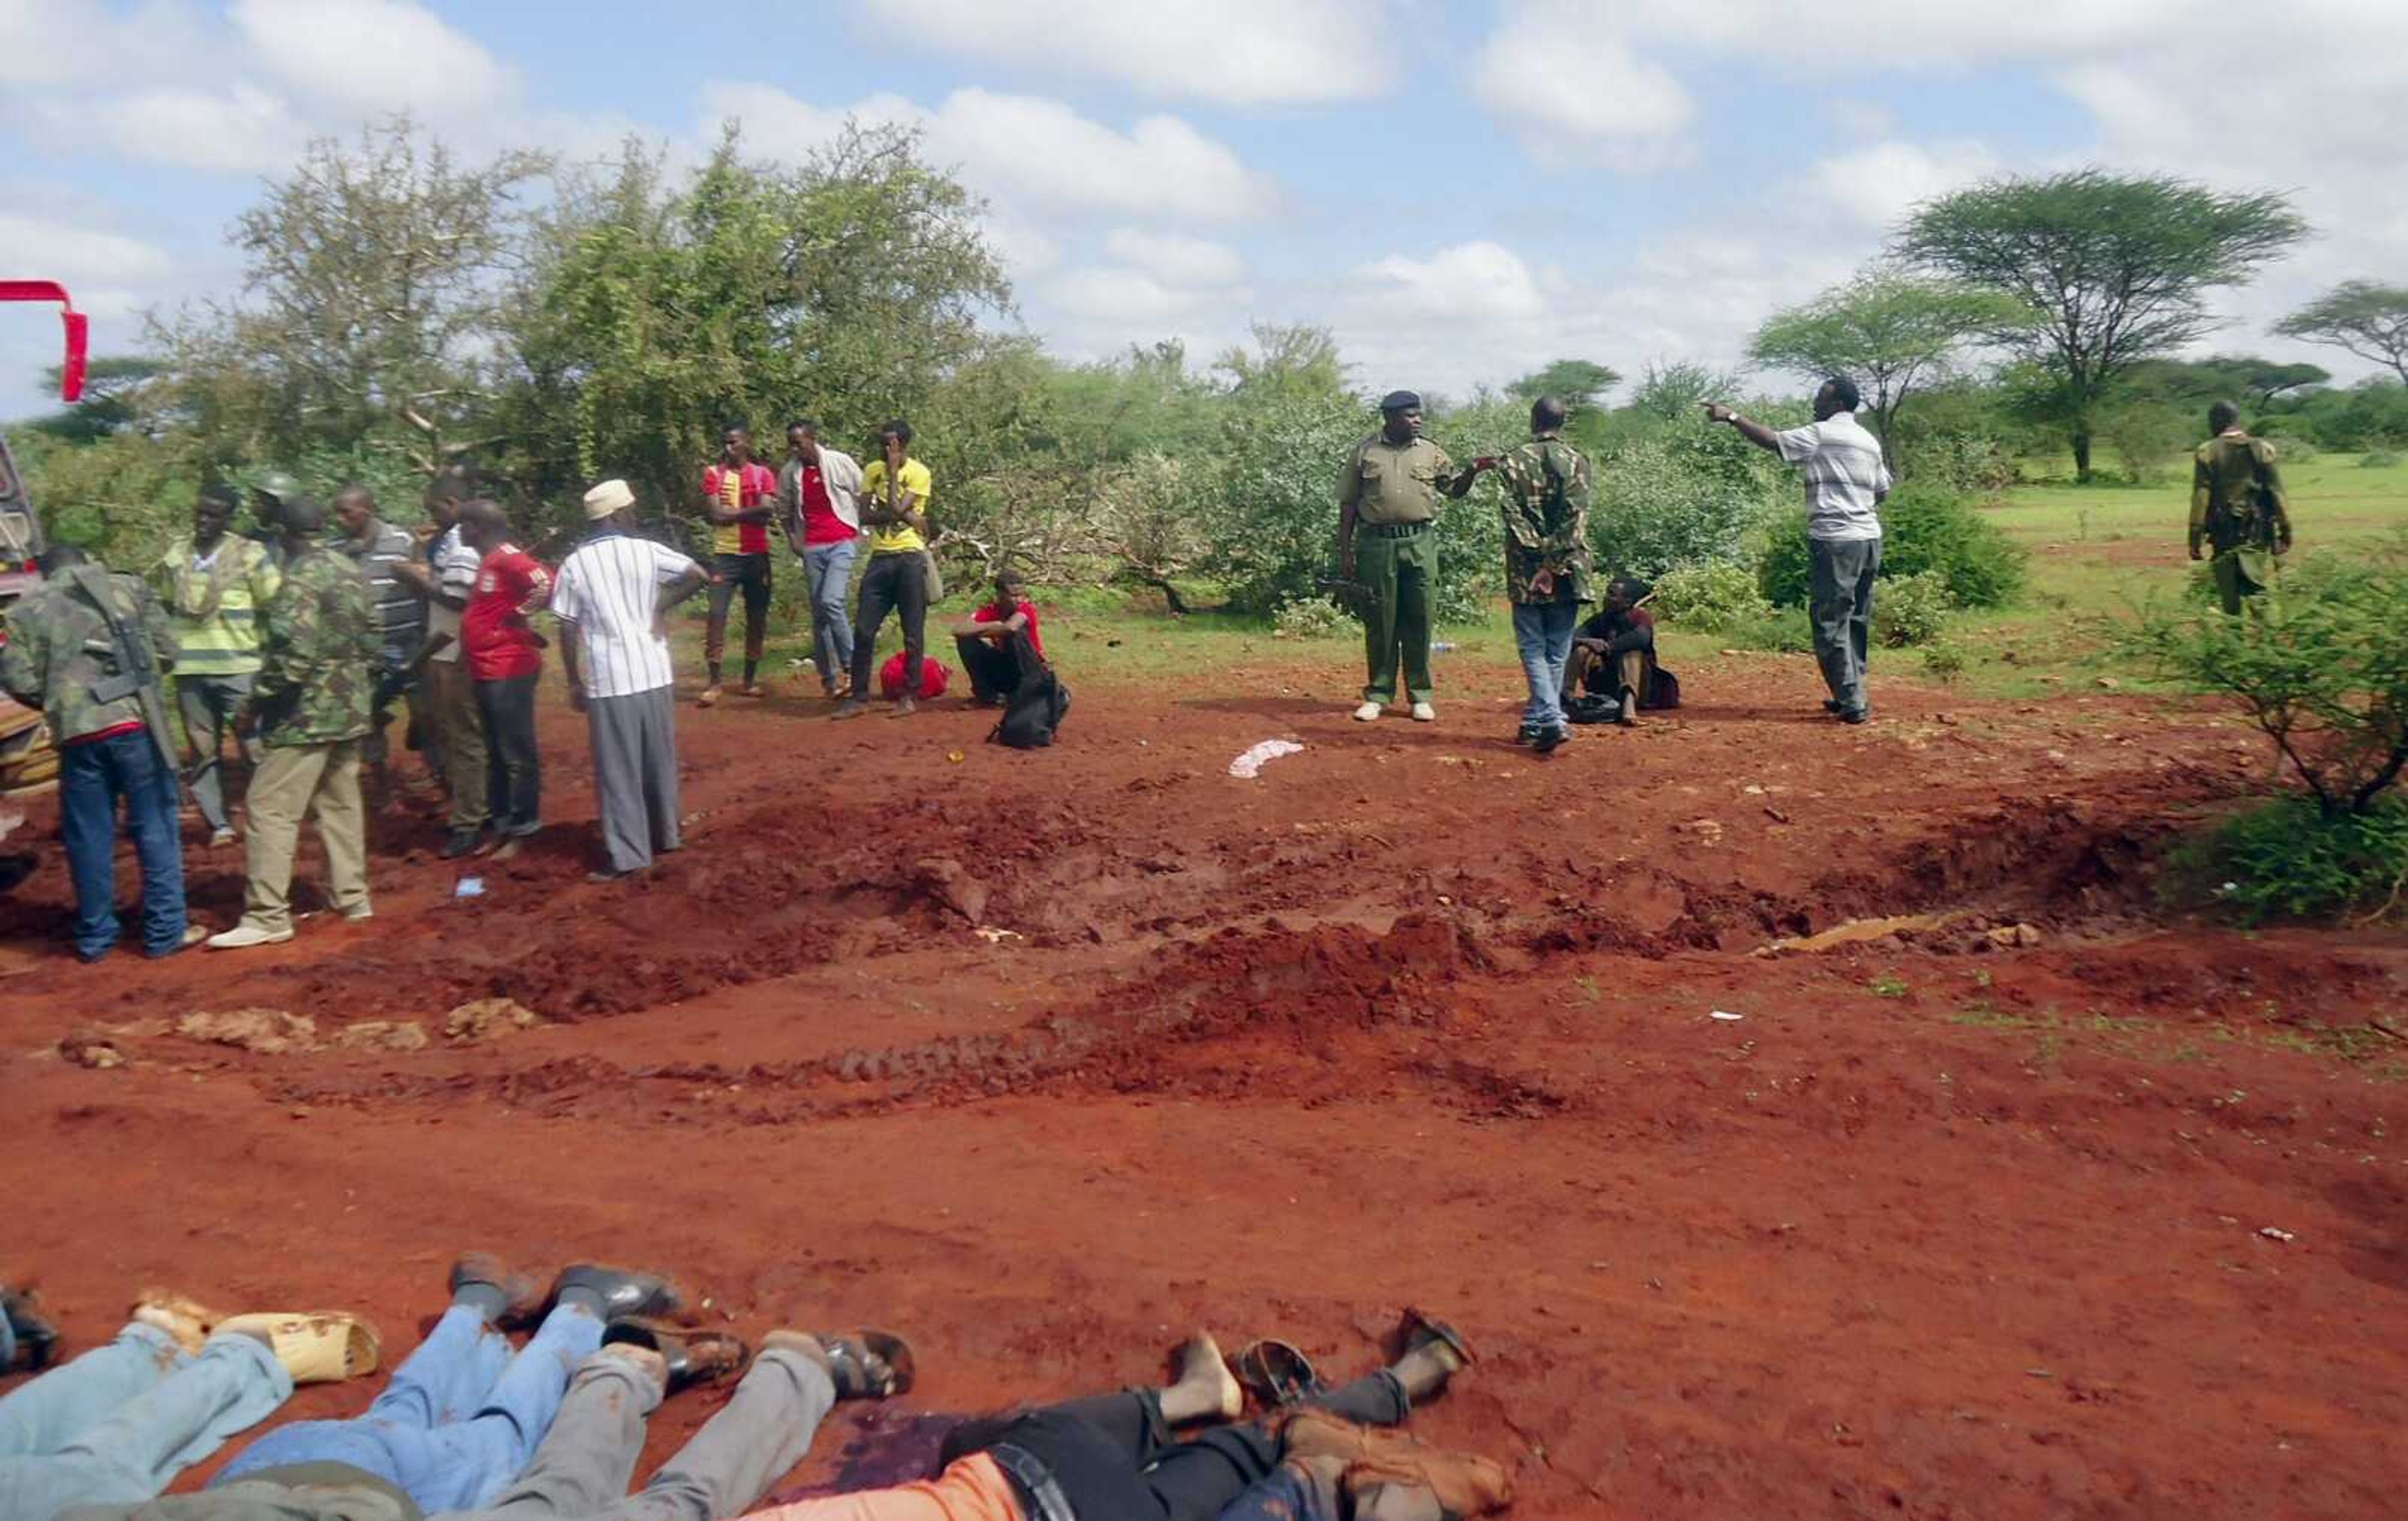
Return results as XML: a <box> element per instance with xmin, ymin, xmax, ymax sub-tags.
<box><xmin>1042</xmin><ymin>266</ymin><xmax>1233</xmax><ymax>329</ymax></box>
<box><xmin>1471</xmin><ymin>4</ymin><xmax>1692</xmax><ymax>166</ymax></box>
<box><xmin>1806</xmin><ymin>139</ymin><xmax>2003</xmax><ymax>232</ymax></box>
<box><xmin>1353</xmin><ymin>243</ymin><xmax>1545</xmax><ymax>325</ymax></box>
<box><xmin>845</xmin><ymin>0</ymin><xmax>1399</xmax><ymax>106</ymax></box>
<box><xmin>78</xmin><ymin>84</ymin><xmax>312</xmax><ymax>174</ymax></box>
<box><xmin>231</xmin><ymin>0</ymin><xmax>516</xmax><ymax>115</ymax></box>
<box><xmin>1102</xmin><ymin>230</ymin><xmax>1244</xmax><ymax>289</ymax></box>
<box><xmin>699</xmin><ymin>83</ymin><xmax>1279</xmax><ymax>224</ymax></box>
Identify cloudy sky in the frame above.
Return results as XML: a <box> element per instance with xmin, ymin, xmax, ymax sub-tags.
<box><xmin>3</xmin><ymin>0</ymin><xmax>2404</xmax><ymax>421</ymax></box>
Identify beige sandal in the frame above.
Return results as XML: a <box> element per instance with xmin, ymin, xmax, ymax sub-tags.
<box><xmin>216</xmin><ymin>1312</ymin><xmax>381</xmax><ymax>1383</ymax></box>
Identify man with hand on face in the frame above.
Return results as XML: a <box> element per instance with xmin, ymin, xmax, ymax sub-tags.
<box><xmin>458</xmin><ymin>500</ymin><xmax>551</xmax><ymax>860</ymax></box>
<box><xmin>778</xmin><ymin>419</ymin><xmax>865</xmax><ymax>700</ymax></box>
<box><xmin>329</xmin><ymin>483</ymin><xmax>427</xmax><ymax>799</ymax></box>
<box><xmin>1336</xmin><ymin>390</ymin><xmax>1479</xmax><ymax>724</ymax></box>
<box><xmin>699</xmin><ymin>424</ymin><xmax>777</xmax><ymax>707</ymax></box>
<box><xmin>389</xmin><ymin>468</ymin><xmax>489</xmax><ymax>858</ymax></box>
<box><xmin>551</xmin><ymin>480</ymin><xmax>709</xmax><ymax>882</ymax></box>
<box><xmin>150</xmin><ymin>482</ymin><xmax>280</xmax><ymax>848</ymax></box>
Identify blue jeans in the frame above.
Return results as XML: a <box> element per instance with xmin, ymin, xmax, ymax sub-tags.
<box><xmin>801</xmin><ymin>537</ymin><xmax>858</xmax><ymax>690</ymax></box>
<box><xmin>214</xmin><ymin>1303</ymin><xmax>602</xmax><ymax>1513</ymax></box>
<box><xmin>0</xmin><ymin>1322</ymin><xmax>289</xmax><ymax>1517</ymax></box>
<box><xmin>1511</xmin><ymin>599</ymin><xmax>1581</xmax><ymax>732</ymax></box>
<box><xmin>58</xmin><ymin>727</ymin><xmax>187</xmax><ymax>960</ymax></box>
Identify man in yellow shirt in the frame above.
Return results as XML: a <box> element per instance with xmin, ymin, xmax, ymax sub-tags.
<box><xmin>835</xmin><ymin>421</ymin><xmax>936</xmax><ymax>719</ymax></box>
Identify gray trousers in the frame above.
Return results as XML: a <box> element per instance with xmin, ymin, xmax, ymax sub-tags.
<box><xmin>588</xmin><ymin>687</ymin><xmax>679</xmax><ymax>873</ymax></box>
<box><xmin>174</xmin><ymin>673</ymin><xmax>255</xmax><ymax>834</ymax></box>
<box><xmin>436</xmin><ymin>1347</ymin><xmax>834</xmax><ymax>1521</ymax></box>
<box><xmin>1807</xmin><ymin>536</ymin><xmax>1881</xmax><ymax>714</ymax></box>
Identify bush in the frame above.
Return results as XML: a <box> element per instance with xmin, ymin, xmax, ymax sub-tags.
<box><xmin>2363</xmin><ymin>450</ymin><xmax>2402</xmax><ymax>469</ymax></box>
<box><xmin>1716</xmin><ymin>605</ymin><xmax>1816</xmax><ymax>654</ymax></box>
<box><xmin>1592</xmin><ymin>413</ymin><xmax>1791</xmax><ymax>580</ymax></box>
<box><xmin>1650</xmin><ymin>561</ymin><xmax>1772</xmax><ymax>632</ymax></box>
<box><xmin>1272</xmin><ymin>595</ymin><xmax>1350</xmax><ymax>640</ymax></box>
<box><xmin>1763</xmin><ymin>484</ymin><xmax>2027</xmax><ymax>611</ymax></box>
<box><xmin>1875</xmin><ymin>570</ymin><xmax>1955</xmax><ymax>647</ymax></box>
<box><xmin>2173</xmin><ymin>796</ymin><xmax>2408</xmax><ymax>924</ymax></box>
<box><xmin>1920</xmin><ymin>638</ymin><xmax>1968</xmax><ymax>682</ymax></box>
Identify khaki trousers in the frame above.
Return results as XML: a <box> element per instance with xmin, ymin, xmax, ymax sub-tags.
<box><xmin>238</xmin><ymin>740</ymin><xmax>369</xmax><ymax>934</ymax></box>
<box><xmin>425</xmin><ymin>658</ymin><xmax>490</xmax><ymax>833</ymax></box>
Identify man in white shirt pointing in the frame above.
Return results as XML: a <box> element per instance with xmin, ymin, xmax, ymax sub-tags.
<box><xmin>550</xmin><ymin>480</ymin><xmax>710</xmax><ymax>881</ymax></box>
<box><xmin>1704</xmin><ymin>375</ymin><xmax>1892</xmax><ymax>724</ymax></box>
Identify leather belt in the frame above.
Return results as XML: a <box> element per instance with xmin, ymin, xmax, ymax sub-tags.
<box><xmin>988</xmin><ymin>1442</ymin><xmax>1079</xmax><ymax>1521</ymax></box>
<box><xmin>1361</xmin><ymin>520</ymin><xmax>1432</xmax><ymax>539</ymax></box>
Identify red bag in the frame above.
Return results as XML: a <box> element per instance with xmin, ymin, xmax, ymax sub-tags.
<box><xmin>878</xmin><ymin>651</ymin><xmax>949</xmax><ymax>699</ymax></box>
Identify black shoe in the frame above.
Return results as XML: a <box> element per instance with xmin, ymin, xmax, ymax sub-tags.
<box><xmin>1531</xmin><ymin>725</ymin><xmax>1570</xmax><ymax>754</ymax></box>
<box><xmin>603</xmin><ymin>1318</ymin><xmax>750</xmax><ymax>1392</ymax></box>
<box><xmin>451</xmin><ymin>1252</ymin><xmax>546</xmax><ymax>1327</ymax></box>
<box><xmin>817</xmin><ymin>1329</ymin><xmax>916</xmax><ymax>1399</ymax></box>
<box><xmin>1823</xmin><ymin>698</ymin><xmax>1846</xmax><ymax>714</ymax></box>
<box><xmin>440</xmin><ymin>828</ymin><xmax>485</xmax><ymax>860</ymax></box>
<box><xmin>1839</xmin><ymin>707</ymin><xmax>1871</xmax><ymax>725</ymax></box>
<box><xmin>1514</xmin><ymin>724</ymin><xmax>1539</xmax><ymax>747</ymax></box>
<box><xmin>546</xmin><ymin>1265</ymin><xmax>682</xmax><ymax>1321</ymax></box>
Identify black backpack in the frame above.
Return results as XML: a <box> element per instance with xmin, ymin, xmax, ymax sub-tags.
<box><xmin>988</xmin><ymin>629</ymin><xmax>1070</xmax><ymax>749</ymax></box>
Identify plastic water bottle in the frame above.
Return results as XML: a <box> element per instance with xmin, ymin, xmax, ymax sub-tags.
<box><xmin>1430</xmin><ymin>641</ymin><xmax>1457</xmax><ymax>654</ymax></box>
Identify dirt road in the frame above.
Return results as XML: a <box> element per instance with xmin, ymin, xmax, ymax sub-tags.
<box><xmin>4</xmin><ymin>643</ymin><xmax>2402</xmax><ymax>1520</ymax></box>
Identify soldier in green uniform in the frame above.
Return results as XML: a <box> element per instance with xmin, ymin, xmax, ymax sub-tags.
<box><xmin>2190</xmin><ymin>400</ymin><xmax>2293</xmax><ymax>614</ymax></box>
<box><xmin>209</xmin><ymin>495</ymin><xmax>383</xmax><ymax>950</ymax></box>
<box><xmin>1479</xmin><ymin>394</ymin><xmax>1593</xmax><ymax>753</ymax></box>
<box><xmin>1336</xmin><ymin>390</ymin><xmax>1478</xmax><ymax>722</ymax></box>
<box><xmin>0</xmin><ymin>545</ymin><xmax>204</xmax><ymax>960</ymax></box>
<box><xmin>245</xmin><ymin>473</ymin><xmax>299</xmax><ymax>569</ymax></box>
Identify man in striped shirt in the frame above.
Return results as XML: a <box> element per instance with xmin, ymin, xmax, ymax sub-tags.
<box><xmin>392</xmin><ymin>469</ymin><xmax>489</xmax><ymax>856</ymax></box>
<box><xmin>332</xmin><ymin>485</ymin><xmax>430</xmax><ymax>794</ymax></box>
<box><xmin>551</xmin><ymin>480</ymin><xmax>709</xmax><ymax>881</ymax></box>
<box><xmin>150</xmin><ymin>483</ymin><xmax>281</xmax><ymax>848</ymax></box>
<box><xmin>1705</xmin><ymin>375</ymin><xmax>1893</xmax><ymax>724</ymax></box>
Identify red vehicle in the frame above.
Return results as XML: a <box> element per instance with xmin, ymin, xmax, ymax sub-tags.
<box><xmin>0</xmin><ymin>280</ymin><xmax>88</xmax><ymax>795</ymax></box>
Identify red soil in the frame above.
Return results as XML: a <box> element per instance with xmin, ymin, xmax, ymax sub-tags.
<box><xmin>3</xmin><ymin>644</ymin><xmax>2404</xmax><ymax>1520</ymax></box>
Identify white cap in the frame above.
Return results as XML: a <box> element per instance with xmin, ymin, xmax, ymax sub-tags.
<box><xmin>583</xmin><ymin>478</ymin><xmax>635</xmax><ymax>520</ymax></box>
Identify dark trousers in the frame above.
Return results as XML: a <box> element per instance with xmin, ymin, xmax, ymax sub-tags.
<box><xmin>473</xmin><ymin>673</ymin><xmax>541</xmax><ymax>836</ymax></box>
<box><xmin>956</xmin><ymin>634</ymin><xmax>1024</xmax><ymax>703</ymax></box>
<box><xmin>704</xmin><ymin>552</ymin><xmax>773</xmax><ymax>675</ymax></box>
<box><xmin>58</xmin><ymin>728</ymin><xmax>187</xmax><ymax>960</ymax></box>
<box><xmin>850</xmin><ymin>552</ymin><xmax>927</xmax><ymax>698</ymax></box>
<box><xmin>943</xmin><ymin>1370</ymin><xmax>1408</xmax><ymax>1521</ymax></box>
<box><xmin>1807</xmin><ymin>536</ymin><xmax>1881</xmax><ymax>714</ymax></box>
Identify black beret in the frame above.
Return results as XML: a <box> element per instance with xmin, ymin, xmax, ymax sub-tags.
<box><xmin>1379</xmin><ymin>390</ymin><xmax>1422</xmax><ymax>413</ymax></box>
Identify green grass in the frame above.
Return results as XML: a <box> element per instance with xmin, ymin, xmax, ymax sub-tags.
<box><xmin>1944</xmin><ymin>1003</ymin><xmax>2408</xmax><ymax>1081</ymax></box>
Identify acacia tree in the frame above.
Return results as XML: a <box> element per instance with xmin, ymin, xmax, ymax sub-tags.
<box><xmin>2275</xmin><ymin>281</ymin><xmax>2408</xmax><ymax>384</ymax></box>
<box><xmin>151</xmin><ymin>116</ymin><xmax>549</xmax><ymax>473</ymax></box>
<box><xmin>1897</xmin><ymin>171</ymin><xmax>2306</xmax><ymax>480</ymax></box>
<box><xmin>1748</xmin><ymin>269</ymin><xmax>2034</xmax><ymax>462</ymax></box>
<box><xmin>1508</xmin><ymin>358</ymin><xmax>1619</xmax><ymax>414</ymax></box>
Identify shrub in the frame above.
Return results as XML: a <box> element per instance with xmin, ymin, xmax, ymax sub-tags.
<box><xmin>2363</xmin><ymin>450</ymin><xmax>2402</xmax><ymax>469</ymax></box>
<box><xmin>1272</xmin><ymin>595</ymin><xmax>1350</xmax><ymax>640</ymax></box>
<box><xmin>1920</xmin><ymin>638</ymin><xmax>1968</xmax><ymax>682</ymax></box>
<box><xmin>1716</xmin><ymin>605</ymin><xmax>1816</xmax><ymax>654</ymax></box>
<box><xmin>1764</xmin><ymin>485</ymin><xmax>2027</xmax><ymax>611</ymax></box>
<box><xmin>1650</xmin><ymin>561</ymin><xmax>1772</xmax><ymax>631</ymax></box>
<box><xmin>2122</xmin><ymin>535</ymin><xmax>2408</xmax><ymax>820</ymax></box>
<box><xmin>1874</xmin><ymin>570</ymin><xmax>1955</xmax><ymax>646</ymax></box>
<box><xmin>2172</xmin><ymin>796</ymin><xmax>2408</xmax><ymax>924</ymax></box>
<box><xmin>1593</xmin><ymin>414</ymin><xmax>1791</xmax><ymax>580</ymax></box>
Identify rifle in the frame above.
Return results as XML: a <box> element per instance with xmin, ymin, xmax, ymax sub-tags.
<box><xmin>373</xmin><ymin>632</ymin><xmax>455</xmax><ymax>710</ymax></box>
<box><xmin>1314</xmin><ymin>576</ymin><xmax>1369</xmax><ymax>614</ymax></box>
<box><xmin>67</xmin><ymin>562</ymin><xmax>179</xmax><ymax>776</ymax></box>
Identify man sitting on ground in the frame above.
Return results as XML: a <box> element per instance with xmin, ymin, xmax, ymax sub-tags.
<box><xmin>951</xmin><ymin>569</ymin><xmax>1045</xmax><ymax>707</ymax></box>
<box><xmin>1563</xmin><ymin>577</ymin><xmax>1675</xmax><ymax>729</ymax></box>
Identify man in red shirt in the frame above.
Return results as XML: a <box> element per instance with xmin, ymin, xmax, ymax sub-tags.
<box><xmin>699</xmin><ymin>424</ymin><xmax>777</xmax><ymax>707</ymax></box>
<box><xmin>951</xmin><ymin>567</ymin><xmax>1046</xmax><ymax>706</ymax></box>
<box><xmin>777</xmin><ymin>419</ymin><xmax>865</xmax><ymax>700</ymax></box>
<box><xmin>458</xmin><ymin>500</ymin><xmax>551</xmax><ymax>858</ymax></box>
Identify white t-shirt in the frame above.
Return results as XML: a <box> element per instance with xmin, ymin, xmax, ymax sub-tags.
<box><xmin>1775</xmin><ymin>413</ymin><xmax>1892</xmax><ymax>542</ymax></box>
<box><xmin>549</xmin><ymin>530</ymin><xmax>701</xmax><ymax>699</ymax></box>
<box><xmin>426</xmin><ymin>525</ymin><xmax>482</xmax><ymax>664</ymax></box>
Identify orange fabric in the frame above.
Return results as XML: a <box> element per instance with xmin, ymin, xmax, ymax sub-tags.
<box><xmin>747</xmin><ymin>1452</ymin><xmax>1025</xmax><ymax>1521</ymax></box>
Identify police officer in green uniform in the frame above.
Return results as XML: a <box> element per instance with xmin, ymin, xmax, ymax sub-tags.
<box><xmin>2190</xmin><ymin>400</ymin><xmax>2293</xmax><ymax>614</ymax></box>
<box><xmin>1336</xmin><ymin>390</ymin><xmax>1477</xmax><ymax>722</ymax></box>
<box><xmin>0</xmin><ymin>545</ymin><xmax>204</xmax><ymax>960</ymax></box>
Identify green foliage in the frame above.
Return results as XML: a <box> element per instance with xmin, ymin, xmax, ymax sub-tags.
<box><xmin>2173</xmin><ymin>796</ymin><xmax>2408</xmax><ymax>924</ymax></box>
<box><xmin>1207</xmin><ymin>389</ymin><xmax>1373</xmax><ymax>618</ymax></box>
<box><xmin>2365</xmin><ymin>450</ymin><xmax>2402</xmax><ymax>469</ymax></box>
<box><xmin>1625</xmin><ymin>360</ymin><xmax>1739</xmax><ymax>423</ymax></box>
<box><xmin>1759</xmin><ymin>485</ymin><xmax>2027</xmax><ymax>611</ymax></box>
<box><xmin>1272</xmin><ymin>595</ymin><xmax>1350</xmax><ymax>640</ymax></box>
<box><xmin>26</xmin><ymin>357</ymin><xmax>160</xmax><ymax>443</ymax></box>
<box><xmin>1748</xmin><ymin>268</ymin><xmax>2036</xmax><ymax>462</ymax></box>
<box><xmin>2121</xmin><ymin>539</ymin><xmax>2408</xmax><ymax>817</ymax></box>
<box><xmin>1715</xmin><ymin>605</ymin><xmax>1816</xmax><ymax>654</ymax></box>
<box><xmin>2094</xmin><ymin>399</ymin><xmax>2197</xmax><ymax>485</ymax></box>
<box><xmin>1873</xmin><ymin>569</ymin><xmax>1955</xmax><ymax>647</ymax></box>
<box><xmin>2274</xmin><ymin>280</ymin><xmax>2408</xmax><ymax>384</ymax></box>
<box><xmin>1507</xmin><ymin>359</ymin><xmax>1619</xmax><ymax>414</ymax></box>
<box><xmin>1593</xmin><ymin>412</ymin><xmax>1790</xmax><ymax>579</ymax></box>
<box><xmin>12</xmin><ymin>429</ymin><xmax>205</xmax><ymax>566</ymax></box>
<box><xmin>1650</xmin><ymin>561</ymin><xmax>1772</xmax><ymax>632</ymax></box>
<box><xmin>1898</xmin><ymin>170</ymin><xmax>2307</xmax><ymax>480</ymax></box>
<box><xmin>1920</xmin><ymin>638</ymin><xmax>1969</xmax><ymax>682</ymax></box>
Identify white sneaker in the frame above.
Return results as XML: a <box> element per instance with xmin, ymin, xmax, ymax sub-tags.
<box><xmin>341</xmin><ymin>905</ymin><xmax>374</xmax><ymax>922</ymax></box>
<box><xmin>206</xmin><ymin>923</ymin><xmax>293</xmax><ymax>950</ymax></box>
<box><xmin>1352</xmin><ymin>701</ymin><xmax>1383</xmax><ymax>722</ymax></box>
<box><xmin>1410</xmin><ymin>701</ymin><xmax>1437</xmax><ymax>722</ymax></box>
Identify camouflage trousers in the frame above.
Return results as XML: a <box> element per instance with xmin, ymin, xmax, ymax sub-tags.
<box><xmin>2212</xmin><ymin>547</ymin><xmax>2272</xmax><ymax>615</ymax></box>
<box><xmin>236</xmin><ymin>740</ymin><xmax>368</xmax><ymax>935</ymax></box>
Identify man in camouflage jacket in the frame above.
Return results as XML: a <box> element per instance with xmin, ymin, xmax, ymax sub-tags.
<box><xmin>210</xmin><ymin>495</ymin><xmax>382</xmax><ymax>949</ymax></box>
<box><xmin>1480</xmin><ymin>394</ymin><xmax>1595</xmax><ymax>753</ymax></box>
<box><xmin>2190</xmin><ymin>399</ymin><xmax>2294</xmax><ymax>615</ymax></box>
<box><xmin>0</xmin><ymin>545</ymin><xmax>199</xmax><ymax>960</ymax></box>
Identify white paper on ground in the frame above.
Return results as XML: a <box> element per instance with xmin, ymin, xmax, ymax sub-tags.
<box><xmin>1229</xmin><ymin>739</ymin><xmax>1306</xmax><ymax>779</ymax></box>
